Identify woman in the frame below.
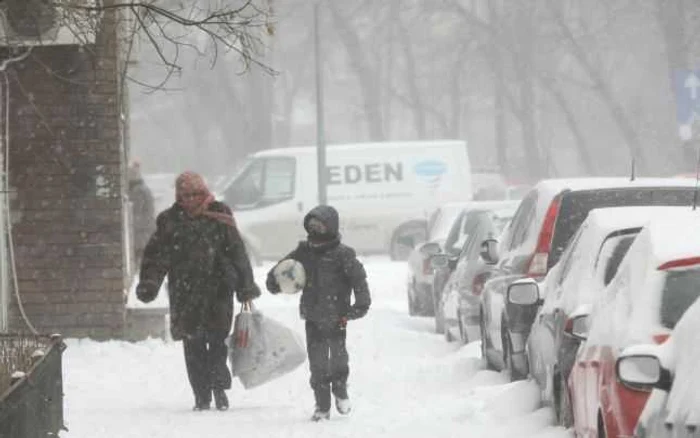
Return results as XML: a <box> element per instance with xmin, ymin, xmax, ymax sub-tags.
<box><xmin>136</xmin><ymin>171</ymin><xmax>260</xmax><ymax>411</ymax></box>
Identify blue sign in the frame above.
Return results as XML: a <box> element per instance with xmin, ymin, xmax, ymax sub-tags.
<box><xmin>673</xmin><ymin>70</ymin><xmax>700</xmax><ymax>128</ymax></box>
<box><xmin>413</xmin><ymin>160</ymin><xmax>447</xmax><ymax>178</ymax></box>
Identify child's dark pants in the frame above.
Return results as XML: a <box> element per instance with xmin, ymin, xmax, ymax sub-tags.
<box><xmin>305</xmin><ymin>320</ymin><xmax>349</xmax><ymax>412</ymax></box>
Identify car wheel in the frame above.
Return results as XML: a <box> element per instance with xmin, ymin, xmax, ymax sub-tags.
<box><xmin>444</xmin><ymin>327</ymin><xmax>453</xmax><ymax>342</ymax></box>
<box><xmin>457</xmin><ymin>311</ymin><xmax>468</xmax><ymax>344</ymax></box>
<box><xmin>434</xmin><ymin>291</ymin><xmax>445</xmax><ymax>334</ymax></box>
<box><xmin>598</xmin><ymin>411</ymin><xmax>607</xmax><ymax>438</ymax></box>
<box><xmin>503</xmin><ymin>333</ymin><xmax>526</xmax><ymax>381</ymax></box>
<box><xmin>407</xmin><ymin>286</ymin><xmax>417</xmax><ymax>316</ymax></box>
<box><xmin>480</xmin><ymin>313</ymin><xmax>496</xmax><ymax>371</ymax></box>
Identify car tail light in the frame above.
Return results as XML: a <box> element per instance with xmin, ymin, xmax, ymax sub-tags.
<box><xmin>422</xmin><ymin>259</ymin><xmax>433</xmax><ymax>275</ymax></box>
<box><xmin>527</xmin><ymin>195</ymin><xmax>561</xmax><ymax>277</ymax></box>
<box><xmin>657</xmin><ymin>257</ymin><xmax>700</xmax><ymax>271</ymax></box>
<box><xmin>653</xmin><ymin>333</ymin><xmax>670</xmax><ymax>344</ymax></box>
<box><xmin>472</xmin><ymin>272</ymin><xmax>490</xmax><ymax>296</ymax></box>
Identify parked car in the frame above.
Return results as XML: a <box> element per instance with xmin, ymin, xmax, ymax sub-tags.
<box><xmin>427</xmin><ymin>205</ymin><xmax>480</xmax><ymax>332</ymax></box>
<box><xmin>617</xmin><ymin>297</ymin><xmax>700</xmax><ymax>438</ymax></box>
<box><xmin>508</xmin><ymin>205</ymin><xmax>690</xmax><ymax>427</ymax></box>
<box><xmin>433</xmin><ymin>201</ymin><xmax>519</xmax><ymax>343</ymax></box>
<box><xmin>405</xmin><ymin>202</ymin><xmax>469</xmax><ymax>316</ymax></box>
<box><xmin>569</xmin><ymin>211</ymin><xmax>700</xmax><ymax>438</ymax></box>
<box><xmin>478</xmin><ymin>177</ymin><xmax>698</xmax><ymax>379</ymax></box>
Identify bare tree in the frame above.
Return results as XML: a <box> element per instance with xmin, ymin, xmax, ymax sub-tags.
<box><xmin>0</xmin><ymin>0</ymin><xmax>275</xmax><ymax>89</ymax></box>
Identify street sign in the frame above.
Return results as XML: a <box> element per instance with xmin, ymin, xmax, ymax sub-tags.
<box><xmin>673</xmin><ymin>70</ymin><xmax>700</xmax><ymax>140</ymax></box>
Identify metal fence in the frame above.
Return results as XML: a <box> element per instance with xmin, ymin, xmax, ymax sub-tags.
<box><xmin>0</xmin><ymin>334</ymin><xmax>66</xmax><ymax>438</ymax></box>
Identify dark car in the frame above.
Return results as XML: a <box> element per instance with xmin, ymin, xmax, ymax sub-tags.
<box><xmin>478</xmin><ymin>177</ymin><xmax>698</xmax><ymax>380</ymax></box>
<box><xmin>405</xmin><ymin>202</ymin><xmax>469</xmax><ymax>316</ymax></box>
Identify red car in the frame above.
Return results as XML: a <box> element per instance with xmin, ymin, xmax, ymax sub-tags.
<box><xmin>569</xmin><ymin>212</ymin><xmax>700</xmax><ymax>438</ymax></box>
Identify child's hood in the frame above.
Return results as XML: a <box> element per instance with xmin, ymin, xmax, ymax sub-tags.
<box><xmin>304</xmin><ymin>205</ymin><xmax>340</xmax><ymax>235</ymax></box>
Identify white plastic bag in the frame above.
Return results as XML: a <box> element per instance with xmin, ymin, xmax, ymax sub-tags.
<box><xmin>228</xmin><ymin>304</ymin><xmax>306</xmax><ymax>389</ymax></box>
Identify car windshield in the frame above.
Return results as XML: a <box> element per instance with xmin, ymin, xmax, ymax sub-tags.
<box><xmin>550</xmin><ymin>187</ymin><xmax>695</xmax><ymax>269</ymax></box>
<box><xmin>429</xmin><ymin>205</ymin><xmax>465</xmax><ymax>241</ymax></box>
<box><xmin>660</xmin><ymin>267</ymin><xmax>700</xmax><ymax>329</ymax></box>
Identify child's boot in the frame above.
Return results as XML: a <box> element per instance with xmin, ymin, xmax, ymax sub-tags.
<box><xmin>332</xmin><ymin>383</ymin><xmax>352</xmax><ymax>415</ymax></box>
<box><xmin>311</xmin><ymin>385</ymin><xmax>331</xmax><ymax>421</ymax></box>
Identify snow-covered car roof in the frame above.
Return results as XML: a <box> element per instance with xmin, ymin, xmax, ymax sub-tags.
<box><xmin>588</xmin><ymin>210</ymin><xmax>700</xmax><ymax>347</ymax></box>
<box><xmin>509</xmin><ymin>177</ymin><xmax>700</xmax><ymax>264</ymax></box>
<box><xmin>634</xmin><ymin>210</ymin><xmax>700</xmax><ymax>268</ymax></box>
<box><xmin>543</xmin><ymin>206</ymin><xmax>697</xmax><ymax>314</ymax></box>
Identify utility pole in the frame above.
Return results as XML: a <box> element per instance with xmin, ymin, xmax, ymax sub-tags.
<box><xmin>314</xmin><ymin>2</ymin><xmax>327</xmax><ymax>205</ymax></box>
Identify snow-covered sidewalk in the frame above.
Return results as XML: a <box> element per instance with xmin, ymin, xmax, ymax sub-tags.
<box><xmin>61</xmin><ymin>257</ymin><xmax>571</xmax><ymax>438</ymax></box>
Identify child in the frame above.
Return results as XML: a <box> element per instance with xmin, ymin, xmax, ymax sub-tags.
<box><xmin>266</xmin><ymin>205</ymin><xmax>371</xmax><ymax>421</ymax></box>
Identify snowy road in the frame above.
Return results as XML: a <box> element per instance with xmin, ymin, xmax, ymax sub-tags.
<box><xmin>62</xmin><ymin>257</ymin><xmax>570</xmax><ymax>438</ymax></box>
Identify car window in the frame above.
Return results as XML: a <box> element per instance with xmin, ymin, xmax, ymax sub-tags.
<box><xmin>556</xmin><ymin>225</ymin><xmax>585</xmax><ymax>287</ymax></box>
<box><xmin>461</xmin><ymin>221</ymin><xmax>484</xmax><ymax>260</ymax></box>
<box><xmin>600</xmin><ymin>234</ymin><xmax>636</xmax><ymax>286</ymax></box>
<box><xmin>660</xmin><ymin>267</ymin><xmax>700</xmax><ymax>329</ymax></box>
<box><xmin>508</xmin><ymin>191</ymin><xmax>537</xmax><ymax>250</ymax></box>
<box><xmin>443</xmin><ymin>212</ymin><xmax>466</xmax><ymax>252</ymax></box>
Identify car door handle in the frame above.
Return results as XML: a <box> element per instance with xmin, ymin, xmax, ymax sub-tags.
<box><xmin>297</xmin><ymin>201</ymin><xmax>304</xmax><ymax>212</ymax></box>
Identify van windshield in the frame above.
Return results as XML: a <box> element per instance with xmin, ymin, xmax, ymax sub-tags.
<box><xmin>222</xmin><ymin>157</ymin><xmax>296</xmax><ymax>209</ymax></box>
<box><xmin>660</xmin><ymin>267</ymin><xmax>700</xmax><ymax>329</ymax></box>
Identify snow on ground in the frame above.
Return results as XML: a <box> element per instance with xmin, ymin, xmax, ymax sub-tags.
<box><xmin>62</xmin><ymin>256</ymin><xmax>571</xmax><ymax>438</ymax></box>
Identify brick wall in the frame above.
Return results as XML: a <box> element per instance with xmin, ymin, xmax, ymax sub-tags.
<box><xmin>1</xmin><ymin>9</ymin><xmax>127</xmax><ymax>339</ymax></box>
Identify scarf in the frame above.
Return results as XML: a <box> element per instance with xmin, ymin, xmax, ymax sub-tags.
<box><xmin>175</xmin><ymin>171</ymin><xmax>235</xmax><ymax>227</ymax></box>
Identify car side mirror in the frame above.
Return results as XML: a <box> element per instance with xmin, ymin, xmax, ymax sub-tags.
<box><xmin>419</xmin><ymin>242</ymin><xmax>441</xmax><ymax>256</ymax></box>
<box><xmin>616</xmin><ymin>354</ymin><xmax>672</xmax><ymax>392</ymax></box>
<box><xmin>507</xmin><ymin>278</ymin><xmax>541</xmax><ymax>306</ymax></box>
<box><xmin>430</xmin><ymin>253</ymin><xmax>449</xmax><ymax>269</ymax></box>
<box><xmin>447</xmin><ymin>257</ymin><xmax>458</xmax><ymax>271</ymax></box>
<box><xmin>480</xmin><ymin>238</ymin><xmax>499</xmax><ymax>265</ymax></box>
<box><xmin>563</xmin><ymin>314</ymin><xmax>589</xmax><ymax>341</ymax></box>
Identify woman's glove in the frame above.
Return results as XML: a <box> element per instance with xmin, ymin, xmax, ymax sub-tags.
<box><xmin>346</xmin><ymin>305</ymin><xmax>369</xmax><ymax>320</ymax></box>
<box><xmin>236</xmin><ymin>283</ymin><xmax>262</xmax><ymax>303</ymax></box>
<box><xmin>136</xmin><ymin>281</ymin><xmax>159</xmax><ymax>303</ymax></box>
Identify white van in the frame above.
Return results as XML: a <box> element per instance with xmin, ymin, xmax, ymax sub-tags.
<box><xmin>217</xmin><ymin>140</ymin><xmax>473</xmax><ymax>261</ymax></box>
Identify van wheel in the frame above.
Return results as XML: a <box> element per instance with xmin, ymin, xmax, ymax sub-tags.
<box><xmin>389</xmin><ymin>221</ymin><xmax>427</xmax><ymax>261</ymax></box>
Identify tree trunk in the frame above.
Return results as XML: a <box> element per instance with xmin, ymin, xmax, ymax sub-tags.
<box><xmin>396</xmin><ymin>12</ymin><xmax>426</xmax><ymax>139</ymax></box>
<box><xmin>540</xmin><ymin>79</ymin><xmax>594</xmax><ymax>175</ymax></box>
<box><xmin>327</xmin><ymin>3</ymin><xmax>385</xmax><ymax>141</ymax></box>
<box><xmin>547</xmin><ymin>0</ymin><xmax>647</xmax><ymax>173</ymax></box>
<box><xmin>486</xmin><ymin>1</ymin><xmax>509</xmax><ymax>178</ymax></box>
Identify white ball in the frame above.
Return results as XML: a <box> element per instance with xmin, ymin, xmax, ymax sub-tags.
<box><xmin>273</xmin><ymin>259</ymin><xmax>306</xmax><ymax>294</ymax></box>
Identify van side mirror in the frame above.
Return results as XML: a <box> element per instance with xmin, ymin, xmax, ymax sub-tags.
<box><xmin>616</xmin><ymin>354</ymin><xmax>672</xmax><ymax>392</ymax></box>
<box><xmin>480</xmin><ymin>239</ymin><xmax>499</xmax><ymax>265</ymax></box>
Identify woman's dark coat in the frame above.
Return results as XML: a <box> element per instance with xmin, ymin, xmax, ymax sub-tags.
<box><xmin>137</xmin><ymin>201</ymin><xmax>259</xmax><ymax>340</ymax></box>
